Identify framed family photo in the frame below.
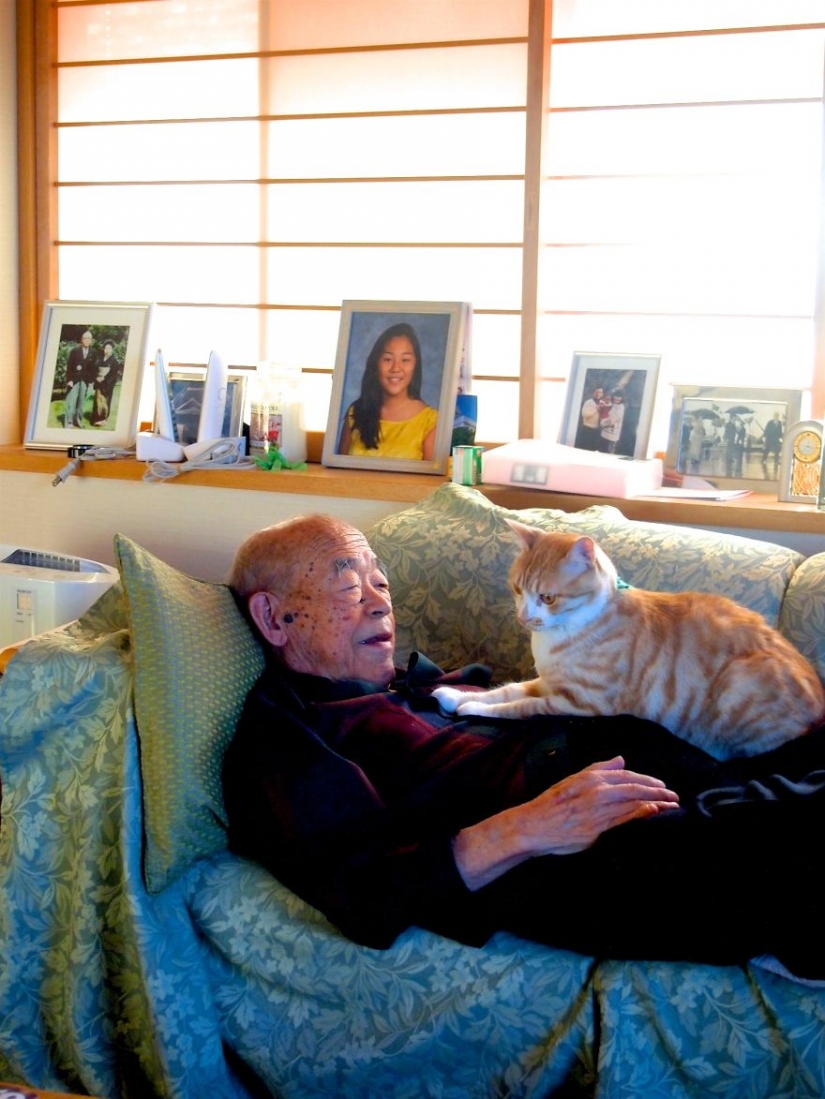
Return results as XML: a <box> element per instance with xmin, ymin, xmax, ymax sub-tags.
<box><xmin>322</xmin><ymin>300</ymin><xmax>469</xmax><ymax>474</ymax></box>
<box><xmin>666</xmin><ymin>385</ymin><xmax>805</xmax><ymax>492</ymax></box>
<box><xmin>25</xmin><ymin>300</ymin><xmax>154</xmax><ymax>450</ymax></box>
<box><xmin>560</xmin><ymin>351</ymin><xmax>661</xmax><ymax>460</ymax></box>
<box><xmin>164</xmin><ymin>368</ymin><xmax>247</xmax><ymax>446</ymax></box>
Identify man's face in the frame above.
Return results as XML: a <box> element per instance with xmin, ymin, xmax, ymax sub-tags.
<box><xmin>81</xmin><ymin>333</ymin><xmax>92</xmax><ymax>348</ymax></box>
<box><xmin>276</xmin><ymin>526</ymin><xmax>395</xmax><ymax>684</ymax></box>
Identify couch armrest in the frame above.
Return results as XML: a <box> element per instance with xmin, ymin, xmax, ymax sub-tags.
<box><xmin>0</xmin><ymin>641</ymin><xmax>26</xmax><ymax>675</ymax></box>
<box><xmin>0</xmin><ymin>622</ymin><xmax>79</xmax><ymax>676</ymax></box>
<box><xmin>780</xmin><ymin>552</ymin><xmax>825</xmax><ymax>684</ymax></box>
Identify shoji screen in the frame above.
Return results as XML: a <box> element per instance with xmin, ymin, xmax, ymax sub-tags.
<box><xmin>55</xmin><ymin>0</ymin><xmax>530</xmax><ymax>438</ymax></box>
<box><xmin>539</xmin><ymin>1</ymin><xmax>825</xmax><ymax>443</ymax></box>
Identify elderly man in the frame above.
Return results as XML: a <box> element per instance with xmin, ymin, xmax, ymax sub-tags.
<box><xmin>64</xmin><ymin>329</ymin><xmax>97</xmax><ymax>428</ymax></box>
<box><xmin>223</xmin><ymin>514</ymin><xmax>825</xmax><ymax>978</ymax></box>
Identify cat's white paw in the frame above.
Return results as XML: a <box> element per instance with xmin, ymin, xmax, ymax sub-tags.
<box><xmin>455</xmin><ymin>699</ymin><xmax>493</xmax><ymax>717</ymax></box>
<box><xmin>432</xmin><ymin>685</ymin><xmax>466</xmax><ymax>712</ymax></box>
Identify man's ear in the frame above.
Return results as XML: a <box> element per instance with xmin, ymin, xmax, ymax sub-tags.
<box><xmin>248</xmin><ymin>590</ymin><xmax>288</xmax><ymax>648</ymax></box>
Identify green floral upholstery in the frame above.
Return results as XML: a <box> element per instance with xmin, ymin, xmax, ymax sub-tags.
<box><xmin>3</xmin><ymin>489</ymin><xmax>825</xmax><ymax>1098</ymax></box>
<box><xmin>5</xmin><ymin>611</ymin><xmax>823</xmax><ymax>1098</ymax></box>
<box><xmin>366</xmin><ymin>483</ymin><xmax>805</xmax><ymax>684</ymax></box>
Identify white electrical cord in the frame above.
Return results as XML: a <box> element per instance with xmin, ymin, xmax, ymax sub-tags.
<box><xmin>142</xmin><ymin>438</ymin><xmax>257</xmax><ymax>483</ymax></box>
<box><xmin>52</xmin><ymin>445</ymin><xmax>137</xmax><ymax>486</ymax></box>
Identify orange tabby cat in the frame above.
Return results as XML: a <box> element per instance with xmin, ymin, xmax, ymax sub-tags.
<box><xmin>433</xmin><ymin>519</ymin><xmax>825</xmax><ymax>760</ymax></box>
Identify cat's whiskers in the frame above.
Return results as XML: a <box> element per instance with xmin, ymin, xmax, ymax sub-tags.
<box><xmin>519</xmin><ymin>614</ymin><xmax>544</xmax><ymax>631</ymax></box>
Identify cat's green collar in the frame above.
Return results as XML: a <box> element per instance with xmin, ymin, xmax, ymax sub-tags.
<box><xmin>616</xmin><ymin>576</ymin><xmax>631</xmax><ymax>590</ymax></box>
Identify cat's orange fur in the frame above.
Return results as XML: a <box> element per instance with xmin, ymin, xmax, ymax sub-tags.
<box><xmin>433</xmin><ymin>520</ymin><xmax>825</xmax><ymax>760</ymax></box>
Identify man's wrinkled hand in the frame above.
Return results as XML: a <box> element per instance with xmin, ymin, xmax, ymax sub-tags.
<box><xmin>453</xmin><ymin>756</ymin><xmax>680</xmax><ymax>891</ymax></box>
<box><xmin>518</xmin><ymin>756</ymin><xmax>680</xmax><ymax>856</ymax></box>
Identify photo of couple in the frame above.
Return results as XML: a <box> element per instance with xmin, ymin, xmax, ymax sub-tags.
<box><xmin>49</xmin><ymin>324</ymin><xmax>129</xmax><ymax>431</ymax></box>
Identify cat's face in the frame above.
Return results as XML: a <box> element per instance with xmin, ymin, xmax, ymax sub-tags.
<box><xmin>506</xmin><ymin>522</ymin><xmax>614</xmax><ymax>631</ymax></box>
<box><xmin>510</xmin><ymin>542</ymin><xmax>577</xmax><ymax>630</ymax></box>
<box><xmin>510</xmin><ymin>580</ymin><xmax>561</xmax><ymax>631</ymax></box>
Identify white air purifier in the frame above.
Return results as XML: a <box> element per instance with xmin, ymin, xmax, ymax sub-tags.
<box><xmin>0</xmin><ymin>545</ymin><xmax>119</xmax><ymax>649</ymax></box>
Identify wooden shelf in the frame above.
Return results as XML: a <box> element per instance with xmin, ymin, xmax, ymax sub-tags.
<box><xmin>482</xmin><ymin>483</ymin><xmax>825</xmax><ymax>537</ymax></box>
<box><xmin>3</xmin><ymin>443</ymin><xmax>825</xmax><ymax>537</ymax></box>
<box><xmin>0</xmin><ymin>443</ymin><xmax>443</xmax><ymax>503</ymax></box>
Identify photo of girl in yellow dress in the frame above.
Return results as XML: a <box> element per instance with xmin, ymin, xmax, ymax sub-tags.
<box><xmin>337</xmin><ymin>322</ymin><xmax>438</xmax><ymax>461</ymax></box>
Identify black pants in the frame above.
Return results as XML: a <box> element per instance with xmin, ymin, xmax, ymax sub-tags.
<box><xmin>481</xmin><ymin>716</ymin><xmax>825</xmax><ymax>976</ymax></box>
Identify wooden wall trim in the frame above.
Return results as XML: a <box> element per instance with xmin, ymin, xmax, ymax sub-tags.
<box><xmin>16</xmin><ymin>0</ymin><xmax>57</xmax><ymax>442</ymax></box>
<box><xmin>518</xmin><ymin>0</ymin><xmax>551</xmax><ymax>439</ymax></box>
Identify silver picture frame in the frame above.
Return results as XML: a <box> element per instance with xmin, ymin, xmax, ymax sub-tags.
<box><xmin>322</xmin><ymin>300</ymin><xmax>469</xmax><ymax>475</ymax></box>
<box><xmin>666</xmin><ymin>385</ymin><xmax>805</xmax><ymax>492</ymax></box>
<box><xmin>25</xmin><ymin>300</ymin><xmax>154</xmax><ymax>450</ymax></box>
<box><xmin>560</xmin><ymin>351</ymin><xmax>661</xmax><ymax>460</ymax></box>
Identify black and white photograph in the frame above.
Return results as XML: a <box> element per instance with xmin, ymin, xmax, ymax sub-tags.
<box><xmin>667</xmin><ymin>385</ymin><xmax>804</xmax><ymax>490</ymax></box>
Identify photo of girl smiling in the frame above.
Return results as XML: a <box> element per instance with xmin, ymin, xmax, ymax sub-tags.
<box><xmin>337</xmin><ymin>322</ymin><xmax>438</xmax><ymax>460</ymax></box>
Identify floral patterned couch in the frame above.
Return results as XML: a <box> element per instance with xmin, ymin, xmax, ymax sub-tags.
<box><xmin>2</xmin><ymin>482</ymin><xmax>825</xmax><ymax>1099</ymax></box>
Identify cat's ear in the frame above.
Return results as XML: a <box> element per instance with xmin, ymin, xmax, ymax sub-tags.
<box><xmin>504</xmin><ymin>518</ymin><xmax>541</xmax><ymax>549</ymax></box>
<box><xmin>568</xmin><ymin>536</ymin><xmax>597</xmax><ymax>570</ymax></box>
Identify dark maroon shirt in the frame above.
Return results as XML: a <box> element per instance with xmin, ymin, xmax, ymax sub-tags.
<box><xmin>222</xmin><ymin>653</ymin><xmax>559</xmax><ymax>947</ymax></box>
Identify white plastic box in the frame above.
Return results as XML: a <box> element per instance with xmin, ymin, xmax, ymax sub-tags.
<box><xmin>0</xmin><ymin>545</ymin><xmax>118</xmax><ymax>648</ymax></box>
<box><xmin>481</xmin><ymin>440</ymin><xmax>663</xmax><ymax>498</ymax></box>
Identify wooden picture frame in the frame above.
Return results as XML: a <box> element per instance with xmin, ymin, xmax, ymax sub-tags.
<box><xmin>322</xmin><ymin>300</ymin><xmax>469</xmax><ymax>474</ymax></box>
<box><xmin>25</xmin><ymin>300</ymin><xmax>154</xmax><ymax>450</ymax></box>
<box><xmin>560</xmin><ymin>351</ymin><xmax>661</xmax><ymax>460</ymax></box>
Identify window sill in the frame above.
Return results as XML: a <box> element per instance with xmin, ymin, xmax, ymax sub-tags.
<box><xmin>2</xmin><ymin>443</ymin><xmax>825</xmax><ymax>537</ymax></box>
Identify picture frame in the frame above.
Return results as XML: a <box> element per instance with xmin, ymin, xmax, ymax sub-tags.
<box><xmin>322</xmin><ymin>300</ymin><xmax>469</xmax><ymax>474</ymax></box>
<box><xmin>560</xmin><ymin>351</ymin><xmax>661</xmax><ymax>460</ymax></box>
<box><xmin>666</xmin><ymin>385</ymin><xmax>805</xmax><ymax>492</ymax></box>
<box><xmin>25</xmin><ymin>300</ymin><xmax>154</xmax><ymax>450</ymax></box>
<box><xmin>164</xmin><ymin>368</ymin><xmax>248</xmax><ymax>446</ymax></box>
